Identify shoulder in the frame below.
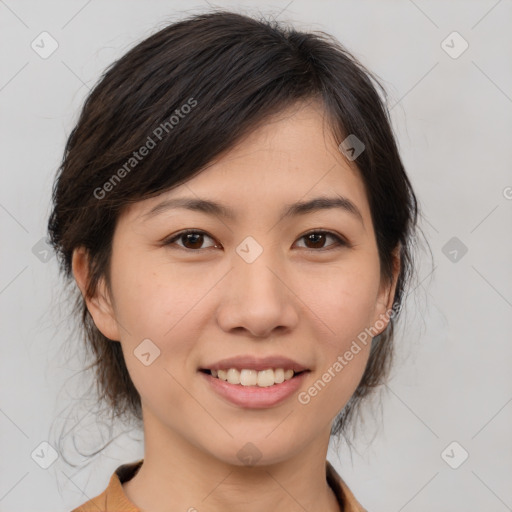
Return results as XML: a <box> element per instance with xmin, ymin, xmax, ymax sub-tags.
<box><xmin>326</xmin><ymin>460</ymin><xmax>369</xmax><ymax>512</ymax></box>
<box><xmin>69</xmin><ymin>459</ymin><xmax>143</xmax><ymax>512</ymax></box>
<box><xmin>69</xmin><ymin>488</ymin><xmax>108</xmax><ymax>512</ymax></box>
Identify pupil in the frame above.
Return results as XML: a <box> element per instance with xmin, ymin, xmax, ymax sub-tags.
<box><xmin>307</xmin><ymin>233</ymin><xmax>324</xmax><ymax>248</ymax></box>
<box><xmin>185</xmin><ymin>233</ymin><xmax>202</xmax><ymax>248</ymax></box>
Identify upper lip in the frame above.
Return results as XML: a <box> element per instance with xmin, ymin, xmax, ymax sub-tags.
<box><xmin>200</xmin><ymin>355</ymin><xmax>310</xmax><ymax>373</ymax></box>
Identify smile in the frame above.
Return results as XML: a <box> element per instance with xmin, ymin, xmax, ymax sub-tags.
<box><xmin>202</xmin><ymin>368</ymin><xmax>304</xmax><ymax>387</ymax></box>
<box><xmin>199</xmin><ymin>369</ymin><xmax>310</xmax><ymax>409</ymax></box>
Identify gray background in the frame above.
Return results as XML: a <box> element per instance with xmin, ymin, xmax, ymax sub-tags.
<box><xmin>1</xmin><ymin>1</ymin><xmax>511</xmax><ymax>511</ymax></box>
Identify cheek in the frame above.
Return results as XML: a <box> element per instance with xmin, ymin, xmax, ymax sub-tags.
<box><xmin>293</xmin><ymin>260</ymin><xmax>378</xmax><ymax>409</ymax></box>
<box><xmin>299</xmin><ymin>257</ymin><xmax>381</xmax><ymax>344</ymax></box>
<box><xmin>109</xmin><ymin>253</ymin><xmax>203</xmax><ymax>382</ymax></box>
<box><xmin>109</xmin><ymin>253</ymin><xmax>184</xmax><ymax>337</ymax></box>
<box><xmin>110</xmin><ymin>259</ymin><xmax>195</xmax><ymax>412</ymax></box>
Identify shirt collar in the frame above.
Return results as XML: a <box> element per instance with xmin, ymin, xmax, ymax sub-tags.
<box><xmin>96</xmin><ymin>458</ymin><xmax>367</xmax><ymax>512</ymax></box>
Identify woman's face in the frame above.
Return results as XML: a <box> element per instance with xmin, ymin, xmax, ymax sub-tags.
<box><xmin>76</xmin><ymin>101</ymin><xmax>399</xmax><ymax>466</ymax></box>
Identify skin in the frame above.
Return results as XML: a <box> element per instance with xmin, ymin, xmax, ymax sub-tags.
<box><xmin>72</xmin><ymin>100</ymin><xmax>400</xmax><ymax>512</ymax></box>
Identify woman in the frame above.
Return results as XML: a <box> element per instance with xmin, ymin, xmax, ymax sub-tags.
<box><xmin>48</xmin><ymin>10</ymin><xmax>421</xmax><ymax>512</ymax></box>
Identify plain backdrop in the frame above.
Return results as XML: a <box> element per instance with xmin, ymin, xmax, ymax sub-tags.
<box><xmin>1</xmin><ymin>1</ymin><xmax>511</xmax><ymax>511</ymax></box>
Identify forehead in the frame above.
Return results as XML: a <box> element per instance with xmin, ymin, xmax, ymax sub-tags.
<box><xmin>124</xmin><ymin>102</ymin><xmax>372</xmax><ymax>228</ymax></box>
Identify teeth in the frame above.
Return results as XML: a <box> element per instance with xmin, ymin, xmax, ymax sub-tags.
<box><xmin>227</xmin><ymin>368</ymin><xmax>241</xmax><ymax>385</ymax></box>
<box><xmin>210</xmin><ymin>368</ymin><xmax>298</xmax><ymax>387</ymax></box>
<box><xmin>257</xmin><ymin>369</ymin><xmax>274</xmax><ymax>387</ymax></box>
<box><xmin>274</xmin><ymin>368</ymin><xmax>285</xmax><ymax>383</ymax></box>
<box><xmin>240</xmin><ymin>369</ymin><xmax>258</xmax><ymax>386</ymax></box>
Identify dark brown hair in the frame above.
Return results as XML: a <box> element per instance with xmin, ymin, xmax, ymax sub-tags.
<box><xmin>48</xmin><ymin>10</ymin><xmax>425</xmax><ymax>455</ymax></box>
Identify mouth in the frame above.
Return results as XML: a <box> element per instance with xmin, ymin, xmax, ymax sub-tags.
<box><xmin>199</xmin><ymin>367</ymin><xmax>310</xmax><ymax>409</ymax></box>
<box><xmin>199</xmin><ymin>368</ymin><xmax>309</xmax><ymax>388</ymax></box>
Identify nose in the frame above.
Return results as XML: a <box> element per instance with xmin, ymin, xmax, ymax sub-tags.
<box><xmin>215</xmin><ymin>247</ymin><xmax>300</xmax><ymax>338</ymax></box>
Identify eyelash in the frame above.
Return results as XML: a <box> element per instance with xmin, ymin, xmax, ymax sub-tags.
<box><xmin>162</xmin><ymin>229</ymin><xmax>350</xmax><ymax>253</ymax></box>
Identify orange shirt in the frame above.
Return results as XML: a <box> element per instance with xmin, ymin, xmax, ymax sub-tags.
<box><xmin>70</xmin><ymin>459</ymin><xmax>367</xmax><ymax>512</ymax></box>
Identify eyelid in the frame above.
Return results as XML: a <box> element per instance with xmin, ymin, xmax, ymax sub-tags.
<box><xmin>162</xmin><ymin>228</ymin><xmax>351</xmax><ymax>251</ymax></box>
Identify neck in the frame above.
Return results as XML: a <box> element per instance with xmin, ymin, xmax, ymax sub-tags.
<box><xmin>122</xmin><ymin>410</ymin><xmax>341</xmax><ymax>512</ymax></box>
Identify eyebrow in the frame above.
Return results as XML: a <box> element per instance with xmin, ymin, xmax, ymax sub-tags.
<box><xmin>142</xmin><ymin>195</ymin><xmax>364</xmax><ymax>225</ymax></box>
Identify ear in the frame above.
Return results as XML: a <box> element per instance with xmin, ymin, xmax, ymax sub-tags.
<box><xmin>71</xmin><ymin>246</ymin><xmax>121</xmax><ymax>341</ymax></box>
<box><xmin>372</xmin><ymin>244</ymin><xmax>401</xmax><ymax>335</ymax></box>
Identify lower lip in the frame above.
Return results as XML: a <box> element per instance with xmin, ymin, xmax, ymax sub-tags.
<box><xmin>199</xmin><ymin>371</ymin><xmax>309</xmax><ymax>409</ymax></box>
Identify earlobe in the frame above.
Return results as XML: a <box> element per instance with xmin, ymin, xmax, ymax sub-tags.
<box><xmin>71</xmin><ymin>247</ymin><xmax>120</xmax><ymax>341</ymax></box>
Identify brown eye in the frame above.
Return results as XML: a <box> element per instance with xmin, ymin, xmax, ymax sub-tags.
<box><xmin>163</xmin><ymin>229</ymin><xmax>348</xmax><ymax>252</ymax></box>
<box><xmin>164</xmin><ymin>230</ymin><xmax>217</xmax><ymax>250</ymax></box>
<box><xmin>296</xmin><ymin>231</ymin><xmax>347</xmax><ymax>251</ymax></box>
